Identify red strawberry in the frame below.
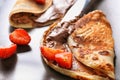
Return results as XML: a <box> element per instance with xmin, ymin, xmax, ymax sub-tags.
<box><xmin>9</xmin><ymin>28</ymin><xmax>31</xmax><ymax>45</ymax></box>
<box><xmin>35</xmin><ymin>0</ymin><xmax>45</xmax><ymax>5</ymax></box>
<box><xmin>55</xmin><ymin>52</ymin><xmax>72</xmax><ymax>69</ymax></box>
<box><xmin>40</xmin><ymin>46</ymin><xmax>64</xmax><ymax>61</ymax></box>
<box><xmin>0</xmin><ymin>44</ymin><xmax>17</xmax><ymax>59</ymax></box>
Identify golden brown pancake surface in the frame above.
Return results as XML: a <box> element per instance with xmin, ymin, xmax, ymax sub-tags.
<box><xmin>41</xmin><ymin>10</ymin><xmax>115</xmax><ymax>80</ymax></box>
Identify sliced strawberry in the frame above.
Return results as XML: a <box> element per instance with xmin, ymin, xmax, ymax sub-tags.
<box><xmin>0</xmin><ymin>44</ymin><xmax>17</xmax><ymax>59</ymax></box>
<box><xmin>9</xmin><ymin>28</ymin><xmax>31</xmax><ymax>45</ymax></box>
<box><xmin>40</xmin><ymin>46</ymin><xmax>64</xmax><ymax>61</ymax></box>
<box><xmin>35</xmin><ymin>0</ymin><xmax>45</xmax><ymax>5</ymax></box>
<box><xmin>55</xmin><ymin>52</ymin><xmax>72</xmax><ymax>69</ymax></box>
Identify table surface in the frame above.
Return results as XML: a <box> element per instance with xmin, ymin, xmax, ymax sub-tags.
<box><xmin>0</xmin><ymin>0</ymin><xmax>120</xmax><ymax>80</ymax></box>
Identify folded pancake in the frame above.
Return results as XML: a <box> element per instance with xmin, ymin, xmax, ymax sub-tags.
<box><xmin>41</xmin><ymin>10</ymin><xmax>115</xmax><ymax>80</ymax></box>
<box><xmin>68</xmin><ymin>10</ymin><xmax>115</xmax><ymax>79</ymax></box>
<box><xmin>9</xmin><ymin>0</ymin><xmax>76</xmax><ymax>28</ymax></box>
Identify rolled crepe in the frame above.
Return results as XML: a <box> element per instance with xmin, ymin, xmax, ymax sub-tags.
<box><xmin>9</xmin><ymin>0</ymin><xmax>76</xmax><ymax>28</ymax></box>
<box><xmin>9</xmin><ymin>0</ymin><xmax>52</xmax><ymax>28</ymax></box>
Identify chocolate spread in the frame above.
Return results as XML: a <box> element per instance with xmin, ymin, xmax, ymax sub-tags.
<box><xmin>11</xmin><ymin>0</ymin><xmax>76</xmax><ymax>25</ymax></box>
<box><xmin>45</xmin><ymin>22</ymin><xmax>75</xmax><ymax>51</ymax></box>
<box><xmin>36</xmin><ymin>0</ymin><xmax>76</xmax><ymax>23</ymax></box>
<box><xmin>11</xmin><ymin>13</ymin><xmax>39</xmax><ymax>24</ymax></box>
<box><xmin>44</xmin><ymin>21</ymin><xmax>109</xmax><ymax>78</ymax></box>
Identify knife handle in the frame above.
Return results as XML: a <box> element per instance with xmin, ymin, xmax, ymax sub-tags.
<box><xmin>80</xmin><ymin>0</ymin><xmax>97</xmax><ymax>17</ymax></box>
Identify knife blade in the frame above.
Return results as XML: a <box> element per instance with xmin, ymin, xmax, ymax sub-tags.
<box><xmin>60</xmin><ymin>0</ymin><xmax>95</xmax><ymax>23</ymax></box>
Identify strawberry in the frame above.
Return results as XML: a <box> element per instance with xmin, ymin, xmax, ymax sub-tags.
<box><xmin>0</xmin><ymin>44</ymin><xmax>17</xmax><ymax>59</ymax></box>
<box><xmin>40</xmin><ymin>46</ymin><xmax>64</xmax><ymax>61</ymax></box>
<box><xmin>35</xmin><ymin>0</ymin><xmax>45</xmax><ymax>5</ymax></box>
<box><xmin>9</xmin><ymin>28</ymin><xmax>31</xmax><ymax>45</ymax></box>
<box><xmin>55</xmin><ymin>52</ymin><xmax>72</xmax><ymax>69</ymax></box>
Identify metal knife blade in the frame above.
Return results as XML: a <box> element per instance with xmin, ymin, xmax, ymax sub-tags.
<box><xmin>60</xmin><ymin>0</ymin><xmax>95</xmax><ymax>23</ymax></box>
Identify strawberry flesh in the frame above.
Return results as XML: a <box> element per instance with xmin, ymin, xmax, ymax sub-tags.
<box><xmin>55</xmin><ymin>52</ymin><xmax>72</xmax><ymax>69</ymax></box>
<box><xmin>35</xmin><ymin>0</ymin><xmax>45</xmax><ymax>5</ymax></box>
<box><xmin>40</xmin><ymin>46</ymin><xmax>72</xmax><ymax>69</ymax></box>
<box><xmin>40</xmin><ymin>46</ymin><xmax>64</xmax><ymax>61</ymax></box>
<box><xmin>9</xmin><ymin>28</ymin><xmax>31</xmax><ymax>45</ymax></box>
<box><xmin>0</xmin><ymin>44</ymin><xmax>17</xmax><ymax>59</ymax></box>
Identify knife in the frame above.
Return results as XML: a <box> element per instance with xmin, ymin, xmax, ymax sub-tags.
<box><xmin>60</xmin><ymin>0</ymin><xmax>96</xmax><ymax>24</ymax></box>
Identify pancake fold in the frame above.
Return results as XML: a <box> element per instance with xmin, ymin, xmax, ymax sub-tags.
<box><xmin>41</xmin><ymin>10</ymin><xmax>115</xmax><ymax>80</ymax></box>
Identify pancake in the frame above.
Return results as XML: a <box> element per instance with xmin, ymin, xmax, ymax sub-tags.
<box><xmin>9</xmin><ymin>0</ymin><xmax>52</xmax><ymax>28</ymax></box>
<box><xmin>41</xmin><ymin>10</ymin><xmax>115</xmax><ymax>80</ymax></box>
<box><xmin>68</xmin><ymin>10</ymin><xmax>115</xmax><ymax>79</ymax></box>
<box><xmin>9</xmin><ymin>0</ymin><xmax>76</xmax><ymax>28</ymax></box>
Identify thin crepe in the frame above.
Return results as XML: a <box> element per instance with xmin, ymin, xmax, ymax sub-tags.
<box><xmin>9</xmin><ymin>0</ymin><xmax>76</xmax><ymax>28</ymax></box>
<box><xmin>68</xmin><ymin>10</ymin><xmax>115</xmax><ymax>79</ymax></box>
<box><xmin>42</xmin><ymin>22</ymin><xmax>108</xmax><ymax>80</ymax></box>
<box><xmin>41</xmin><ymin>10</ymin><xmax>115</xmax><ymax>80</ymax></box>
<box><xmin>9</xmin><ymin>0</ymin><xmax>52</xmax><ymax>28</ymax></box>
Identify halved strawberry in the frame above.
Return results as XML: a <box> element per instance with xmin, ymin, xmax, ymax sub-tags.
<box><xmin>55</xmin><ymin>52</ymin><xmax>72</xmax><ymax>69</ymax></box>
<box><xmin>40</xmin><ymin>46</ymin><xmax>64</xmax><ymax>60</ymax></box>
<box><xmin>35</xmin><ymin>0</ymin><xmax>45</xmax><ymax>5</ymax></box>
<box><xmin>0</xmin><ymin>44</ymin><xmax>17</xmax><ymax>59</ymax></box>
<box><xmin>9</xmin><ymin>28</ymin><xmax>31</xmax><ymax>45</ymax></box>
